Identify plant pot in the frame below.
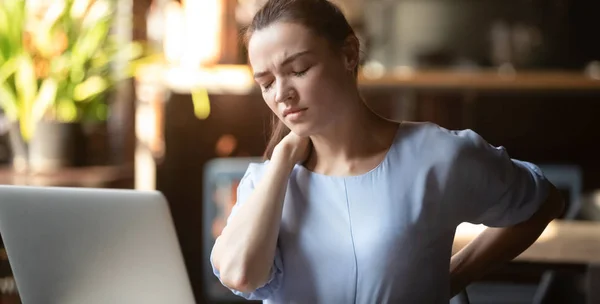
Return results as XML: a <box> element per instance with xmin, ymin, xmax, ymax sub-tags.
<box><xmin>28</xmin><ymin>121</ymin><xmax>86</xmax><ymax>173</ymax></box>
<box><xmin>7</xmin><ymin>121</ymin><xmax>94</xmax><ymax>174</ymax></box>
<box><xmin>8</xmin><ymin>122</ymin><xmax>29</xmax><ymax>173</ymax></box>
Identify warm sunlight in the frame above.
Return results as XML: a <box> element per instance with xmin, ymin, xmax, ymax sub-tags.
<box><xmin>456</xmin><ymin>222</ymin><xmax>558</xmax><ymax>243</ymax></box>
<box><xmin>163</xmin><ymin>0</ymin><xmax>223</xmax><ymax>67</ymax></box>
<box><xmin>163</xmin><ymin>65</ymin><xmax>254</xmax><ymax>94</ymax></box>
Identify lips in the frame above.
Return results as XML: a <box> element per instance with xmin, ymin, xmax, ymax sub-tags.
<box><xmin>283</xmin><ymin>108</ymin><xmax>307</xmax><ymax>117</ymax></box>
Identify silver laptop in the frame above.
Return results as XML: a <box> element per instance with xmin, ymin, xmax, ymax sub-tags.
<box><xmin>0</xmin><ymin>186</ymin><xmax>196</xmax><ymax>304</ymax></box>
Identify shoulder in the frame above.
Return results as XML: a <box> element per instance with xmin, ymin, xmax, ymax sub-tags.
<box><xmin>227</xmin><ymin>160</ymin><xmax>269</xmax><ymax>192</ymax></box>
<box><xmin>391</xmin><ymin>122</ymin><xmax>514</xmax><ymax>184</ymax></box>
<box><xmin>244</xmin><ymin>160</ymin><xmax>270</xmax><ymax>181</ymax></box>
<box><xmin>397</xmin><ymin>121</ymin><xmax>494</xmax><ymax>160</ymax></box>
<box><xmin>248</xmin><ymin>160</ymin><xmax>269</xmax><ymax>173</ymax></box>
<box><xmin>242</xmin><ymin>160</ymin><xmax>306</xmax><ymax>185</ymax></box>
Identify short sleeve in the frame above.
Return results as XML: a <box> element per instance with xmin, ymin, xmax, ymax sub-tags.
<box><xmin>209</xmin><ymin>162</ymin><xmax>284</xmax><ymax>300</ymax></box>
<box><xmin>447</xmin><ymin>130</ymin><xmax>551</xmax><ymax>227</ymax></box>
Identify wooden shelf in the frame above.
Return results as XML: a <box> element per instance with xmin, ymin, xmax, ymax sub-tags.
<box><xmin>135</xmin><ymin>63</ymin><xmax>600</xmax><ymax>94</ymax></box>
<box><xmin>359</xmin><ymin>70</ymin><xmax>600</xmax><ymax>91</ymax></box>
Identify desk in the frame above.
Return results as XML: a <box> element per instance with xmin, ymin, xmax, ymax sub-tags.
<box><xmin>454</xmin><ymin>220</ymin><xmax>600</xmax><ymax>303</ymax></box>
<box><xmin>0</xmin><ymin>164</ymin><xmax>134</xmax><ymax>188</ymax></box>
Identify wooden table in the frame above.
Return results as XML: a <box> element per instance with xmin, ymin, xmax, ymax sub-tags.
<box><xmin>0</xmin><ymin>164</ymin><xmax>134</xmax><ymax>188</ymax></box>
<box><xmin>454</xmin><ymin>220</ymin><xmax>600</xmax><ymax>303</ymax></box>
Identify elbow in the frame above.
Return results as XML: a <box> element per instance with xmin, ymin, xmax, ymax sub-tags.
<box><xmin>213</xmin><ymin>253</ymin><xmax>250</xmax><ymax>292</ymax></box>
<box><xmin>524</xmin><ymin>183</ymin><xmax>565</xmax><ymax>226</ymax></box>
<box><xmin>541</xmin><ymin>183</ymin><xmax>566</xmax><ymax>221</ymax></box>
<box><xmin>219</xmin><ymin>267</ymin><xmax>253</xmax><ymax>293</ymax></box>
<box><xmin>212</xmin><ymin>249</ymin><xmax>268</xmax><ymax>293</ymax></box>
<box><xmin>218</xmin><ymin>263</ymin><xmax>267</xmax><ymax>293</ymax></box>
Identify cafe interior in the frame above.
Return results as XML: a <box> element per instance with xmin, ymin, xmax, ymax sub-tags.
<box><xmin>0</xmin><ymin>0</ymin><xmax>599</xmax><ymax>303</ymax></box>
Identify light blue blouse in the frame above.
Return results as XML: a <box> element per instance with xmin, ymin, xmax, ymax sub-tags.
<box><xmin>211</xmin><ymin>122</ymin><xmax>550</xmax><ymax>303</ymax></box>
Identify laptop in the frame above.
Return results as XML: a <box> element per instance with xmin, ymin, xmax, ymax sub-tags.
<box><xmin>0</xmin><ymin>186</ymin><xmax>196</xmax><ymax>304</ymax></box>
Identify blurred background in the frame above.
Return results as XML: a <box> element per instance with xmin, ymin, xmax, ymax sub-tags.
<box><xmin>0</xmin><ymin>0</ymin><xmax>599</xmax><ymax>303</ymax></box>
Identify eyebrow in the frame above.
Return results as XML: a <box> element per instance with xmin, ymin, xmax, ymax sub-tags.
<box><xmin>253</xmin><ymin>50</ymin><xmax>312</xmax><ymax>79</ymax></box>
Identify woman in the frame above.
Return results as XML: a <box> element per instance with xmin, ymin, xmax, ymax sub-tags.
<box><xmin>210</xmin><ymin>0</ymin><xmax>565</xmax><ymax>303</ymax></box>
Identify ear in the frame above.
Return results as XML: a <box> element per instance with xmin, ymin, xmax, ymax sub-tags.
<box><xmin>341</xmin><ymin>35</ymin><xmax>360</xmax><ymax>71</ymax></box>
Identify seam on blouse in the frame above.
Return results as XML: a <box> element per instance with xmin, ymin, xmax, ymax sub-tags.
<box><xmin>343</xmin><ymin>179</ymin><xmax>359</xmax><ymax>304</ymax></box>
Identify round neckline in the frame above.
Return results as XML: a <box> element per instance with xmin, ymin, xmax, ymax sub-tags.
<box><xmin>294</xmin><ymin>123</ymin><xmax>404</xmax><ymax>179</ymax></box>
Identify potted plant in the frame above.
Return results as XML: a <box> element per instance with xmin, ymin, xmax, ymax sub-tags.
<box><xmin>0</xmin><ymin>0</ymin><xmax>142</xmax><ymax>173</ymax></box>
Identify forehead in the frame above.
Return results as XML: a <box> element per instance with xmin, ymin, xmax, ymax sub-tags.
<box><xmin>247</xmin><ymin>22</ymin><xmax>325</xmax><ymax>70</ymax></box>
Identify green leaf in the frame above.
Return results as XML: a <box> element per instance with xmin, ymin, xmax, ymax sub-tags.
<box><xmin>71</xmin><ymin>1</ymin><xmax>114</xmax><ymax>68</ymax></box>
<box><xmin>0</xmin><ymin>57</ymin><xmax>19</xmax><ymax>119</ymax></box>
<box><xmin>0</xmin><ymin>57</ymin><xmax>19</xmax><ymax>84</ymax></box>
<box><xmin>56</xmin><ymin>98</ymin><xmax>78</xmax><ymax>122</ymax></box>
<box><xmin>14</xmin><ymin>55</ymin><xmax>38</xmax><ymax>141</ymax></box>
<box><xmin>32</xmin><ymin>78</ymin><xmax>58</xmax><ymax>122</ymax></box>
<box><xmin>73</xmin><ymin>76</ymin><xmax>109</xmax><ymax>101</ymax></box>
<box><xmin>14</xmin><ymin>55</ymin><xmax>37</xmax><ymax>109</ymax></box>
<box><xmin>0</xmin><ymin>83</ymin><xmax>18</xmax><ymax>120</ymax></box>
<box><xmin>0</xmin><ymin>0</ymin><xmax>25</xmax><ymax>63</ymax></box>
<box><xmin>0</xmin><ymin>6</ymin><xmax>10</xmax><ymax>62</ymax></box>
<box><xmin>70</xmin><ymin>0</ymin><xmax>93</xmax><ymax>21</ymax></box>
<box><xmin>50</xmin><ymin>54</ymin><xmax>71</xmax><ymax>78</ymax></box>
<box><xmin>31</xmin><ymin>27</ymin><xmax>56</xmax><ymax>58</ymax></box>
<box><xmin>70</xmin><ymin>22</ymin><xmax>110</xmax><ymax>81</ymax></box>
<box><xmin>81</xmin><ymin>0</ymin><xmax>113</xmax><ymax>29</ymax></box>
<box><xmin>0</xmin><ymin>0</ymin><xmax>142</xmax><ymax>127</ymax></box>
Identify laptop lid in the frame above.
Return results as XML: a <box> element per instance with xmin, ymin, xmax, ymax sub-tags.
<box><xmin>0</xmin><ymin>186</ymin><xmax>195</xmax><ymax>304</ymax></box>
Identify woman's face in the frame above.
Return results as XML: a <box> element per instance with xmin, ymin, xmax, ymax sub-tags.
<box><xmin>248</xmin><ymin>22</ymin><xmax>355</xmax><ymax>137</ymax></box>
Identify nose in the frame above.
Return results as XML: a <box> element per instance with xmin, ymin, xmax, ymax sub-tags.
<box><xmin>274</xmin><ymin>79</ymin><xmax>296</xmax><ymax>104</ymax></box>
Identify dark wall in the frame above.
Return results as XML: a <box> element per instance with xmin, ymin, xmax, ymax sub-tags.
<box><xmin>469</xmin><ymin>91</ymin><xmax>600</xmax><ymax>190</ymax></box>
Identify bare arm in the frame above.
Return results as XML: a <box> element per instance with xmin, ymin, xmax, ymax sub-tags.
<box><xmin>211</xmin><ymin>154</ymin><xmax>294</xmax><ymax>293</ymax></box>
<box><xmin>211</xmin><ymin>132</ymin><xmax>310</xmax><ymax>293</ymax></box>
<box><xmin>449</xmin><ymin>183</ymin><xmax>565</xmax><ymax>297</ymax></box>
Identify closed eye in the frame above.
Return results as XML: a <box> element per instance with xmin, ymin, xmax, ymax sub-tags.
<box><xmin>262</xmin><ymin>82</ymin><xmax>274</xmax><ymax>92</ymax></box>
<box><xmin>293</xmin><ymin>67</ymin><xmax>310</xmax><ymax>77</ymax></box>
<box><xmin>260</xmin><ymin>67</ymin><xmax>309</xmax><ymax>92</ymax></box>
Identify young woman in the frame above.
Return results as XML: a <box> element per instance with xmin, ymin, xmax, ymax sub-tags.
<box><xmin>210</xmin><ymin>0</ymin><xmax>565</xmax><ymax>302</ymax></box>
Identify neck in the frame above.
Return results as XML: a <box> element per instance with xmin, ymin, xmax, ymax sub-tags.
<box><xmin>307</xmin><ymin>96</ymin><xmax>398</xmax><ymax>168</ymax></box>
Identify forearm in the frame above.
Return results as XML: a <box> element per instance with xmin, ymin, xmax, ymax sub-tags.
<box><xmin>450</xmin><ymin>184</ymin><xmax>565</xmax><ymax>296</ymax></box>
<box><xmin>450</xmin><ymin>219</ymin><xmax>548</xmax><ymax>296</ymax></box>
<box><xmin>212</xmin><ymin>154</ymin><xmax>294</xmax><ymax>292</ymax></box>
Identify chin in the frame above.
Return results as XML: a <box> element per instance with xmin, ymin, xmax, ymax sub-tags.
<box><xmin>286</xmin><ymin>123</ymin><xmax>316</xmax><ymax>137</ymax></box>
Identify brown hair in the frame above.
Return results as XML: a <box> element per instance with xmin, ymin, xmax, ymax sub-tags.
<box><xmin>243</xmin><ymin>0</ymin><xmax>359</xmax><ymax>160</ymax></box>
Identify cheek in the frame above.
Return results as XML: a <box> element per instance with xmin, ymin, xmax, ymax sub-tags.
<box><xmin>299</xmin><ymin>70</ymin><xmax>339</xmax><ymax>105</ymax></box>
<box><xmin>262</xmin><ymin>92</ymin><xmax>280</xmax><ymax>115</ymax></box>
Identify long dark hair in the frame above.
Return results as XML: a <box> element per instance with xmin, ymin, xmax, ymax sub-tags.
<box><xmin>242</xmin><ymin>0</ymin><xmax>359</xmax><ymax>159</ymax></box>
